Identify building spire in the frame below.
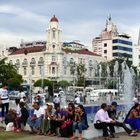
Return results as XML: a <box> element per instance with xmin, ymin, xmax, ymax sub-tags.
<box><xmin>108</xmin><ymin>14</ymin><xmax>111</xmax><ymax>21</ymax></box>
<box><xmin>138</xmin><ymin>28</ymin><xmax>140</xmax><ymax>45</ymax></box>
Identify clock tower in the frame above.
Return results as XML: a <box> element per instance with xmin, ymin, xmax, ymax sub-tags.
<box><xmin>46</xmin><ymin>15</ymin><xmax>62</xmax><ymax>53</ymax></box>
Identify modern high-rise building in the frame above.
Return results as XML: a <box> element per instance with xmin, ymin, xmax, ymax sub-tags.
<box><xmin>112</xmin><ymin>34</ymin><xmax>132</xmax><ymax>60</ymax></box>
<box><xmin>92</xmin><ymin>15</ymin><xmax>133</xmax><ymax>61</ymax></box>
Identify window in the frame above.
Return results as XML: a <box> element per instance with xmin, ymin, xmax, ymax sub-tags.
<box><xmin>16</xmin><ymin>59</ymin><xmax>20</xmax><ymax>65</ymax></box>
<box><xmin>113</xmin><ymin>46</ymin><xmax>132</xmax><ymax>52</ymax></box>
<box><xmin>64</xmin><ymin>66</ymin><xmax>67</xmax><ymax>75</ymax></box>
<box><xmin>9</xmin><ymin>60</ymin><xmax>13</xmax><ymax>65</ymax></box>
<box><xmin>52</xmin><ymin>45</ymin><xmax>55</xmax><ymax>48</ymax></box>
<box><xmin>52</xmin><ymin>67</ymin><xmax>55</xmax><ymax>74</ymax></box>
<box><xmin>52</xmin><ymin>29</ymin><xmax>55</xmax><ymax>39</ymax></box>
<box><xmin>52</xmin><ymin>56</ymin><xmax>56</xmax><ymax>62</ymax></box>
<box><xmin>31</xmin><ymin>67</ymin><xmax>35</xmax><ymax>75</ymax></box>
<box><xmin>104</xmin><ymin>50</ymin><xmax>107</xmax><ymax>53</ymax></box>
<box><xmin>24</xmin><ymin>67</ymin><xmax>27</xmax><ymax>75</ymax></box>
<box><xmin>113</xmin><ymin>39</ymin><xmax>132</xmax><ymax>46</ymax></box>
<box><xmin>104</xmin><ymin>43</ymin><xmax>107</xmax><ymax>47</ymax></box>
<box><xmin>23</xmin><ymin>58</ymin><xmax>28</xmax><ymax>65</ymax></box>
<box><xmin>70</xmin><ymin>58</ymin><xmax>74</xmax><ymax>64</ymax></box>
<box><xmin>31</xmin><ymin>58</ymin><xmax>36</xmax><ymax>64</ymax></box>
<box><xmin>17</xmin><ymin>68</ymin><xmax>19</xmax><ymax>73</ymax></box>
<box><xmin>63</xmin><ymin>57</ymin><xmax>67</xmax><ymax>65</ymax></box>
<box><xmin>89</xmin><ymin>68</ymin><xmax>92</xmax><ymax>77</ymax></box>
<box><xmin>89</xmin><ymin>60</ymin><xmax>92</xmax><ymax>66</ymax></box>
<box><xmin>39</xmin><ymin>66</ymin><xmax>42</xmax><ymax>75</ymax></box>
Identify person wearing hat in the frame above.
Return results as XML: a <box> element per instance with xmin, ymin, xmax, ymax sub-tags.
<box><xmin>107</xmin><ymin>102</ymin><xmax>136</xmax><ymax>137</ymax></box>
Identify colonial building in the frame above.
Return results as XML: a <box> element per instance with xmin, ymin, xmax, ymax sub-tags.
<box><xmin>92</xmin><ymin>15</ymin><xmax>133</xmax><ymax>61</ymax></box>
<box><xmin>6</xmin><ymin>15</ymin><xmax>104</xmax><ymax>84</ymax></box>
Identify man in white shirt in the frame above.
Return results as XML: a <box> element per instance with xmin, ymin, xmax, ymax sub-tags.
<box><xmin>94</xmin><ymin>103</ymin><xmax>116</xmax><ymax>140</ymax></box>
<box><xmin>0</xmin><ymin>83</ymin><xmax>9</xmax><ymax>121</ymax></box>
<box><xmin>53</xmin><ymin>95</ymin><xmax>60</xmax><ymax>109</ymax></box>
<box><xmin>28</xmin><ymin>102</ymin><xmax>45</xmax><ymax>133</ymax></box>
<box><xmin>75</xmin><ymin>95</ymin><xmax>80</xmax><ymax>104</ymax></box>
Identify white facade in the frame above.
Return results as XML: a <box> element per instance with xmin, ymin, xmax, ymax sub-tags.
<box><xmin>6</xmin><ymin>16</ymin><xmax>104</xmax><ymax>84</ymax></box>
<box><xmin>133</xmin><ymin>45</ymin><xmax>140</xmax><ymax>69</ymax></box>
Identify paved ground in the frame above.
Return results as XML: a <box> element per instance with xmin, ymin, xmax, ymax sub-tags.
<box><xmin>10</xmin><ymin>133</ymin><xmax>140</xmax><ymax>140</ymax></box>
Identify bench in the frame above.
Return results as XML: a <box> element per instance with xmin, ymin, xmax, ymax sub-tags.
<box><xmin>75</xmin><ymin>124</ymin><xmax>127</xmax><ymax>139</ymax></box>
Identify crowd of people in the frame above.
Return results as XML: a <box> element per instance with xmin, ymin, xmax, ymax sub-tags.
<box><xmin>0</xmin><ymin>83</ymin><xmax>140</xmax><ymax>140</ymax></box>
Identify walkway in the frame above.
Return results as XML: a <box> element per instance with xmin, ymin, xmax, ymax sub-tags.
<box><xmin>11</xmin><ymin>133</ymin><xmax>140</xmax><ymax>140</ymax></box>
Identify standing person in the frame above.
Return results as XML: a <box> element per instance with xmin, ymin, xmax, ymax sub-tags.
<box><xmin>0</xmin><ymin>83</ymin><xmax>9</xmax><ymax>121</ymax></box>
<box><xmin>94</xmin><ymin>103</ymin><xmax>116</xmax><ymax>140</ymax></box>
<box><xmin>18</xmin><ymin>88</ymin><xmax>26</xmax><ymax>100</ymax></box>
<box><xmin>108</xmin><ymin>102</ymin><xmax>135</xmax><ymax>136</ymax></box>
<box><xmin>53</xmin><ymin>95</ymin><xmax>60</xmax><ymax>109</ymax></box>
<box><xmin>75</xmin><ymin>95</ymin><xmax>80</xmax><ymax>104</ymax></box>
<box><xmin>70</xmin><ymin>104</ymin><xmax>88</xmax><ymax>140</ymax></box>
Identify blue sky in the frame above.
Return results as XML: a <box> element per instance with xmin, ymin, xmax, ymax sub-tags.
<box><xmin>0</xmin><ymin>0</ymin><xmax>139</xmax><ymax>48</ymax></box>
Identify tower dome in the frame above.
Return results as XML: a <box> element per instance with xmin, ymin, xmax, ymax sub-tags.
<box><xmin>50</xmin><ymin>15</ymin><xmax>58</xmax><ymax>22</ymax></box>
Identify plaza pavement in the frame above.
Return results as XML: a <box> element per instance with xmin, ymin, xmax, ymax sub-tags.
<box><xmin>10</xmin><ymin>133</ymin><xmax>140</xmax><ymax>140</ymax></box>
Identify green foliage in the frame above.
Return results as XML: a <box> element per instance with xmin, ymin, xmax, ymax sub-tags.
<box><xmin>34</xmin><ymin>79</ymin><xmax>52</xmax><ymax>87</ymax></box>
<box><xmin>0</xmin><ymin>58</ymin><xmax>23</xmax><ymax>88</ymax></box>
<box><xmin>76</xmin><ymin>64</ymin><xmax>87</xmax><ymax>86</ymax></box>
<box><xmin>58</xmin><ymin>80</ymin><xmax>69</xmax><ymax>88</ymax></box>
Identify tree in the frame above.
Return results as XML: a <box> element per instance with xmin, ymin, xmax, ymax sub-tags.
<box><xmin>34</xmin><ymin>79</ymin><xmax>52</xmax><ymax>88</ymax></box>
<box><xmin>58</xmin><ymin>80</ymin><xmax>69</xmax><ymax>89</ymax></box>
<box><xmin>76</xmin><ymin>64</ymin><xmax>87</xmax><ymax>87</ymax></box>
<box><xmin>0</xmin><ymin>58</ymin><xmax>23</xmax><ymax>89</ymax></box>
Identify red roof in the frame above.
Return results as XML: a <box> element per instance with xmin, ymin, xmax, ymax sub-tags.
<box><xmin>50</xmin><ymin>15</ymin><xmax>58</xmax><ymax>22</ymax></box>
<box><xmin>63</xmin><ymin>49</ymin><xmax>101</xmax><ymax>56</ymax></box>
<box><xmin>9</xmin><ymin>46</ymin><xmax>46</xmax><ymax>55</ymax></box>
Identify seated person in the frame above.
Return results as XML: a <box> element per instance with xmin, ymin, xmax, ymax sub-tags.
<box><xmin>59</xmin><ymin>102</ymin><xmax>75</xmax><ymax>137</ymax></box>
<box><xmin>70</xmin><ymin>104</ymin><xmax>88</xmax><ymax>140</ymax></box>
<box><xmin>28</xmin><ymin>102</ymin><xmax>44</xmax><ymax>133</ymax></box>
<box><xmin>124</xmin><ymin>103</ymin><xmax>140</xmax><ymax>132</ymax></box>
<box><xmin>48</xmin><ymin>105</ymin><xmax>66</xmax><ymax>136</ymax></box>
<box><xmin>14</xmin><ymin>102</ymin><xmax>29</xmax><ymax>132</ymax></box>
<box><xmin>40</xmin><ymin>103</ymin><xmax>54</xmax><ymax>135</ymax></box>
<box><xmin>107</xmin><ymin>102</ymin><xmax>135</xmax><ymax>136</ymax></box>
<box><xmin>5</xmin><ymin>109</ymin><xmax>16</xmax><ymax>125</ymax></box>
<box><xmin>94</xmin><ymin>103</ymin><xmax>116</xmax><ymax>140</ymax></box>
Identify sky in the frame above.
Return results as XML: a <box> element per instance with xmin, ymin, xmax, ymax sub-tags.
<box><xmin>0</xmin><ymin>0</ymin><xmax>139</xmax><ymax>49</ymax></box>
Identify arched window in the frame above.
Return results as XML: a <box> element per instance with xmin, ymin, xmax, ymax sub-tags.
<box><xmin>31</xmin><ymin>58</ymin><xmax>36</xmax><ymax>64</ymax></box>
<box><xmin>52</xmin><ymin>29</ymin><xmax>56</xmax><ymax>39</ymax></box>
<box><xmin>70</xmin><ymin>58</ymin><xmax>74</xmax><ymax>64</ymax></box>
<box><xmin>63</xmin><ymin>57</ymin><xmax>67</xmax><ymax>65</ymax></box>
<box><xmin>39</xmin><ymin>57</ymin><xmax>44</xmax><ymax>62</ymax></box>
<box><xmin>9</xmin><ymin>60</ymin><xmax>13</xmax><ymax>65</ymax></box>
<box><xmin>16</xmin><ymin>59</ymin><xmax>20</xmax><ymax>64</ymax></box>
<box><xmin>38</xmin><ymin>57</ymin><xmax>44</xmax><ymax>66</ymax></box>
<box><xmin>23</xmin><ymin>58</ymin><xmax>28</xmax><ymax>64</ymax></box>
<box><xmin>89</xmin><ymin>60</ymin><xmax>93</xmax><ymax>66</ymax></box>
